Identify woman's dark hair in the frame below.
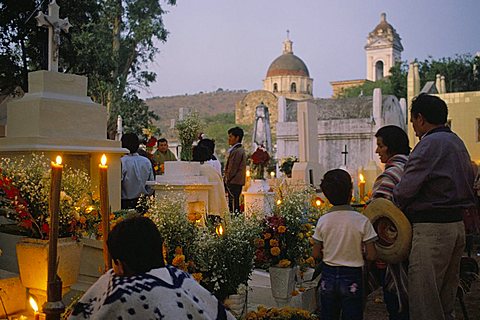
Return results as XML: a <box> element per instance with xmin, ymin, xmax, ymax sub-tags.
<box><xmin>198</xmin><ymin>139</ymin><xmax>216</xmax><ymax>156</ymax></box>
<box><xmin>121</xmin><ymin>133</ymin><xmax>140</xmax><ymax>154</ymax></box>
<box><xmin>107</xmin><ymin>216</ymin><xmax>165</xmax><ymax>274</ymax></box>
<box><xmin>320</xmin><ymin>169</ymin><xmax>352</xmax><ymax>206</ymax></box>
<box><xmin>411</xmin><ymin>93</ymin><xmax>448</xmax><ymax>125</ymax></box>
<box><xmin>375</xmin><ymin>125</ymin><xmax>410</xmax><ymax>156</ymax></box>
<box><xmin>192</xmin><ymin>145</ymin><xmax>212</xmax><ymax>162</ymax></box>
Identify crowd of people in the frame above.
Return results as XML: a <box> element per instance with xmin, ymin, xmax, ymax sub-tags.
<box><xmin>74</xmin><ymin>94</ymin><xmax>478</xmax><ymax>319</ymax></box>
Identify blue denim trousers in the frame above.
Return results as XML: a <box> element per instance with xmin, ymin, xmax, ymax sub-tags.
<box><xmin>319</xmin><ymin>264</ymin><xmax>364</xmax><ymax>320</ymax></box>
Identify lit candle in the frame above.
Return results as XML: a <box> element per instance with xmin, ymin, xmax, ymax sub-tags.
<box><xmin>215</xmin><ymin>224</ymin><xmax>224</xmax><ymax>236</ymax></box>
<box><xmin>246</xmin><ymin>169</ymin><xmax>251</xmax><ymax>178</ymax></box>
<box><xmin>270</xmin><ymin>171</ymin><xmax>275</xmax><ymax>179</ymax></box>
<box><xmin>358</xmin><ymin>173</ymin><xmax>366</xmax><ymax>201</ymax></box>
<box><xmin>99</xmin><ymin>154</ymin><xmax>111</xmax><ymax>271</ymax></box>
<box><xmin>29</xmin><ymin>296</ymin><xmax>40</xmax><ymax>320</ymax></box>
<box><xmin>46</xmin><ymin>155</ymin><xmax>63</xmax><ymax>312</ymax></box>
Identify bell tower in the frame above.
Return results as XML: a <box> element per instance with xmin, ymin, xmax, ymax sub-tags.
<box><xmin>365</xmin><ymin>13</ymin><xmax>403</xmax><ymax>81</ymax></box>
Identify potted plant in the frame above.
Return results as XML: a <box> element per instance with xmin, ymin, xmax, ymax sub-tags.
<box><xmin>0</xmin><ymin>154</ymin><xmax>97</xmax><ymax>296</ymax></box>
<box><xmin>254</xmin><ymin>183</ymin><xmax>319</xmax><ymax>306</ymax></box>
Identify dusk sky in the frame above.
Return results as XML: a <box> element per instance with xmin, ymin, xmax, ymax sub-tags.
<box><xmin>140</xmin><ymin>0</ymin><xmax>480</xmax><ymax>99</ymax></box>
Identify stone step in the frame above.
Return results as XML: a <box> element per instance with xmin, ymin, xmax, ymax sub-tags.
<box><xmin>0</xmin><ymin>269</ymin><xmax>25</xmax><ymax>318</ymax></box>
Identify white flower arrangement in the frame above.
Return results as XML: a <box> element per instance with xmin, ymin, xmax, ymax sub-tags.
<box><xmin>175</xmin><ymin>112</ymin><xmax>203</xmax><ymax>161</ymax></box>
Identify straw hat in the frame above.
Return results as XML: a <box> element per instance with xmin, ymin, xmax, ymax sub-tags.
<box><xmin>364</xmin><ymin>198</ymin><xmax>412</xmax><ymax>264</ymax></box>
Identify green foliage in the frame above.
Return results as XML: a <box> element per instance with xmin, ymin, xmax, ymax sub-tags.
<box><xmin>175</xmin><ymin>112</ymin><xmax>203</xmax><ymax>161</ymax></box>
<box><xmin>0</xmin><ymin>0</ymin><xmax>175</xmax><ymax>138</ymax></box>
<box><xmin>339</xmin><ymin>54</ymin><xmax>480</xmax><ymax>99</ymax></box>
<box><xmin>339</xmin><ymin>79</ymin><xmax>394</xmax><ymax>98</ymax></box>
<box><xmin>193</xmin><ymin>215</ymin><xmax>262</xmax><ymax>300</ymax></box>
<box><xmin>202</xmin><ymin>112</ymin><xmax>237</xmax><ymax>163</ymax></box>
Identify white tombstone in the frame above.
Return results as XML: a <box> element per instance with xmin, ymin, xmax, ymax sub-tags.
<box><xmin>291</xmin><ymin>102</ymin><xmax>322</xmax><ymax>186</ymax></box>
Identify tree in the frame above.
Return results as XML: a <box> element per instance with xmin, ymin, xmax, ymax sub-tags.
<box><xmin>0</xmin><ymin>0</ymin><xmax>176</xmax><ymax>137</ymax></box>
<box><xmin>339</xmin><ymin>55</ymin><xmax>480</xmax><ymax>99</ymax></box>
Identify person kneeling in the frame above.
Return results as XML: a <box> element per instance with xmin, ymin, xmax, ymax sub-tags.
<box><xmin>69</xmin><ymin>216</ymin><xmax>235</xmax><ymax>320</ymax></box>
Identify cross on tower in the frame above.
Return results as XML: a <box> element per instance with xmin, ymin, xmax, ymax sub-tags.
<box><xmin>35</xmin><ymin>0</ymin><xmax>71</xmax><ymax>72</ymax></box>
<box><xmin>341</xmin><ymin>144</ymin><xmax>349</xmax><ymax>166</ymax></box>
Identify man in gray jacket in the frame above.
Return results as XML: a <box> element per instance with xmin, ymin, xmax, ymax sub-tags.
<box><xmin>393</xmin><ymin>94</ymin><xmax>476</xmax><ymax>320</ymax></box>
<box><xmin>224</xmin><ymin>127</ymin><xmax>246</xmax><ymax>213</ymax></box>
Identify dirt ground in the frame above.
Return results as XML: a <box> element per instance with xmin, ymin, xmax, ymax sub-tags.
<box><xmin>363</xmin><ymin>256</ymin><xmax>480</xmax><ymax>320</ymax></box>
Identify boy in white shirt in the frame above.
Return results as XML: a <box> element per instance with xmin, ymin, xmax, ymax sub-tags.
<box><xmin>312</xmin><ymin>169</ymin><xmax>377</xmax><ymax>320</ymax></box>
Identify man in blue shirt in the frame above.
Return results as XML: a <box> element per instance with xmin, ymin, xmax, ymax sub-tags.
<box><xmin>121</xmin><ymin>133</ymin><xmax>154</xmax><ymax>210</ymax></box>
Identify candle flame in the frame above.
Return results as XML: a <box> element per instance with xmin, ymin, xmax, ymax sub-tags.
<box><xmin>315</xmin><ymin>198</ymin><xmax>322</xmax><ymax>207</ymax></box>
<box><xmin>215</xmin><ymin>224</ymin><xmax>224</xmax><ymax>236</ymax></box>
<box><xmin>246</xmin><ymin>170</ymin><xmax>251</xmax><ymax>178</ymax></box>
<box><xmin>359</xmin><ymin>173</ymin><xmax>365</xmax><ymax>183</ymax></box>
<box><xmin>101</xmin><ymin>154</ymin><xmax>107</xmax><ymax>166</ymax></box>
<box><xmin>29</xmin><ymin>296</ymin><xmax>39</xmax><ymax>312</ymax></box>
<box><xmin>276</xmin><ymin>199</ymin><xmax>282</xmax><ymax>205</ymax></box>
<box><xmin>55</xmin><ymin>155</ymin><xmax>62</xmax><ymax>165</ymax></box>
<box><xmin>270</xmin><ymin>171</ymin><xmax>275</xmax><ymax>178</ymax></box>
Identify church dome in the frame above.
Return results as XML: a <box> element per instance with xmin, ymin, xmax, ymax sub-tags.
<box><xmin>266</xmin><ymin>54</ymin><xmax>310</xmax><ymax>77</ymax></box>
<box><xmin>266</xmin><ymin>35</ymin><xmax>310</xmax><ymax>78</ymax></box>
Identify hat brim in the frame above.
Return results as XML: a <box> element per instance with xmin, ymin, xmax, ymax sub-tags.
<box><xmin>364</xmin><ymin>198</ymin><xmax>412</xmax><ymax>264</ymax></box>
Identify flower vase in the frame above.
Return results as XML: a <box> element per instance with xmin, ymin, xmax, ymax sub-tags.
<box><xmin>269</xmin><ymin>266</ymin><xmax>296</xmax><ymax>306</ymax></box>
<box><xmin>224</xmin><ymin>292</ymin><xmax>246</xmax><ymax>318</ymax></box>
<box><xmin>16</xmin><ymin>237</ymin><xmax>83</xmax><ymax>305</ymax></box>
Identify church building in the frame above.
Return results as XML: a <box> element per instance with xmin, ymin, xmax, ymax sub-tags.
<box><xmin>236</xmin><ymin>13</ymin><xmax>407</xmax><ymax>190</ymax></box>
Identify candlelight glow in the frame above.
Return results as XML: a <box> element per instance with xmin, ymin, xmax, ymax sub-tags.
<box><xmin>101</xmin><ymin>154</ymin><xmax>107</xmax><ymax>166</ymax></box>
<box><xmin>29</xmin><ymin>296</ymin><xmax>39</xmax><ymax>312</ymax></box>
<box><xmin>246</xmin><ymin>170</ymin><xmax>251</xmax><ymax>178</ymax></box>
<box><xmin>315</xmin><ymin>198</ymin><xmax>322</xmax><ymax>207</ymax></box>
<box><xmin>270</xmin><ymin>171</ymin><xmax>275</xmax><ymax>178</ymax></box>
<box><xmin>215</xmin><ymin>224</ymin><xmax>224</xmax><ymax>236</ymax></box>
<box><xmin>55</xmin><ymin>155</ymin><xmax>62</xmax><ymax>165</ymax></box>
<box><xmin>359</xmin><ymin>173</ymin><xmax>365</xmax><ymax>183</ymax></box>
<box><xmin>276</xmin><ymin>199</ymin><xmax>282</xmax><ymax>205</ymax></box>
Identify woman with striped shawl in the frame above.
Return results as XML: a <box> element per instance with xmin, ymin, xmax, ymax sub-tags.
<box><xmin>371</xmin><ymin>125</ymin><xmax>410</xmax><ymax>320</ymax></box>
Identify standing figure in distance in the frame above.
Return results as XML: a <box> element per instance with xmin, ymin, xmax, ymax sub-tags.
<box><xmin>121</xmin><ymin>133</ymin><xmax>154</xmax><ymax>210</ymax></box>
<box><xmin>224</xmin><ymin>127</ymin><xmax>246</xmax><ymax>213</ymax></box>
<box><xmin>393</xmin><ymin>94</ymin><xmax>476</xmax><ymax>320</ymax></box>
<box><xmin>152</xmin><ymin>138</ymin><xmax>177</xmax><ymax>175</ymax></box>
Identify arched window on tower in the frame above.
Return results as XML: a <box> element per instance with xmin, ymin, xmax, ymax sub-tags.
<box><xmin>290</xmin><ymin>82</ymin><xmax>297</xmax><ymax>93</ymax></box>
<box><xmin>375</xmin><ymin>61</ymin><xmax>384</xmax><ymax>81</ymax></box>
<box><xmin>307</xmin><ymin>84</ymin><xmax>311</xmax><ymax>94</ymax></box>
<box><xmin>273</xmin><ymin>83</ymin><xmax>278</xmax><ymax>92</ymax></box>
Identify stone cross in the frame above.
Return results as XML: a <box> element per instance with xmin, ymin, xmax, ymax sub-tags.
<box><xmin>341</xmin><ymin>144</ymin><xmax>348</xmax><ymax>166</ymax></box>
<box><xmin>35</xmin><ymin>0</ymin><xmax>72</xmax><ymax>72</ymax></box>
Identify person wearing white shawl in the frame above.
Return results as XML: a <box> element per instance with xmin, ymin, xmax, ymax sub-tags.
<box><xmin>68</xmin><ymin>216</ymin><xmax>234</xmax><ymax>320</ymax></box>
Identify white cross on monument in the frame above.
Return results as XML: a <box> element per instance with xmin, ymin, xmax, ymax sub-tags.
<box><xmin>35</xmin><ymin>0</ymin><xmax>72</xmax><ymax>72</ymax></box>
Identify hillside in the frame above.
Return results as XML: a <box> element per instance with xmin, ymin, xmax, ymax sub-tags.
<box><xmin>145</xmin><ymin>90</ymin><xmax>248</xmax><ymax>132</ymax></box>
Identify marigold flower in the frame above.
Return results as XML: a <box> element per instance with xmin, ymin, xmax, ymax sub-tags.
<box><xmin>270</xmin><ymin>246</ymin><xmax>281</xmax><ymax>256</ymax></box>
<box><xmin>175</xmin><ymin>246</ymin><xmax>183</xmax><ymax>255</ymax></box>
<box><xmin>192</xmin><ymin>272</ymin><xmax>203</xmax><ymax>282</ymax></box>
<box><xmin>79</xmin><ymin>216</ymin><xmax>87</xmax><ymax>224</ymax></box>
<box><xmin>264</xmin><ymin>232</ymin><xmax>272</xmax><ymax>240</ymax></box>
<box><xmin>291</xmin><ymin>289</ymin><xmax>299</xmax><ymax>296</ymax></box>
<box><xmin>278</xmin><ymin>259</ymin><xmax>291</xmax><ymax>268</ymax></box>
<box><xmin>269</xmin><ymin>239</ymin><xmax>279</xmax><ymax>247</ymax></box>
<box><xmin>299</xmin><ymin>287</ymin><xmax>306</xmax><ymax>292</ymax></box>
<box><xmin>277</xmin><ymin>225</ymin><xmax>286</xmax><ymax>233</ymax></box>
<box><xmin>172</xmin><ymin>254</ymin><xmax>185</xmax><ymax>267</ymax></box>
<box><xmin>305</xmin><ymin>256</ymin><xmax>316</xmax><ymax>267</ymax></box>
<box><xmin>254</xmin><ymin>238</ymin><xmax>265</xmax><ymax>248</ymax></box>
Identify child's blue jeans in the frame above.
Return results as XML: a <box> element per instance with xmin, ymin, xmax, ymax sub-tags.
<box><xmin>319</xmin><ymin>264</ymin><xmax>364</xmax><ymax>320</ymax></box>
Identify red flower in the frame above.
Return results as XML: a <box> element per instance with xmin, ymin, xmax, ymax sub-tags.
<box><xmin>42</xmin><ymin>223</ymin><xmax>50</xmax><ymax>234</ymax></box>
<box><xmin>251</xmin><ymin>148</ymin><xmax>270</xmax><ymax>165</ymax></box>
<box><xmin>146</xmin><ymin>137</ymin><xmax>157</xmax><ymax>148</ymax></box>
